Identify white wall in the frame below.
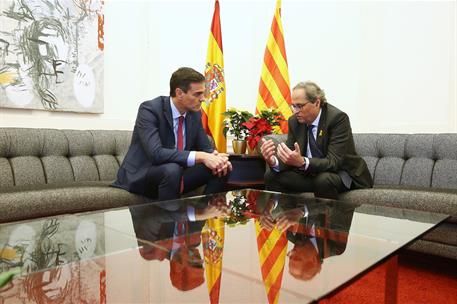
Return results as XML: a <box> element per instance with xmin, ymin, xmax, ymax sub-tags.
<box><xmin>1</xmin><ymin>0</ymin><xmax>455</xmax><ymax>133</ymax></box>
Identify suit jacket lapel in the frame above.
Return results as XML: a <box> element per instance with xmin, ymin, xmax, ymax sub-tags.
<box><xmin>317</xmin><ymin>105</ymin><xmax>327</xmax><ymax>154</ymax></box>
<box><xmin>298</xmin><ymin>123</ymin><xmax>307</xmax><ymax>156</ymax></box>
<box><xmin>163</xmin><ymin>97</ymin><xmax>173</xmax><ymax>129</ymax></box>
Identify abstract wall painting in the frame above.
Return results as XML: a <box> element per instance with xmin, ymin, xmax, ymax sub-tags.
<box><xmin>0</xmin><ymin>0</ymin><xmax>104</xmax><ymax>113</ymax></box>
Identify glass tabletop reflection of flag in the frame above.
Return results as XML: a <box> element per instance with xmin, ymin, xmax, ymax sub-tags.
<box><xmin>255</xmin><ymin>220</ymin><xmax>288</xmax><ymax>304</ymax></box>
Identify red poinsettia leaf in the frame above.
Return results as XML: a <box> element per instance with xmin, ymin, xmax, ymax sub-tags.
<box><xmin>246</xmin><ymin>190</ymin><xmax>260</xmax><ymax>209</ymax></box>
<box><xmin>247</xmin><ymin>136</ymin><xmax>256</xmax><ymax>149</ymax></box>
<box><xmin>242</xmin><ymin>121</ymin><xmax>254</xmax><ymax>129</ymax></box>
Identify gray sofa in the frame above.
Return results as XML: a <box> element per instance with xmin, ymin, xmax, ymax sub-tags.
<box><xmin>264</xmin><ymin>133</ymin><xmax>457</xmax><ymax>260</ymax></box>
<box><xmin>1</xmin><ymin>128</ymin><xmax>456</xmax><ymax>259</ymax></box>
<box><xmin>0</xmin><ymin>128</ymin><xmax>152</xmax><ymax>223</ymax></box>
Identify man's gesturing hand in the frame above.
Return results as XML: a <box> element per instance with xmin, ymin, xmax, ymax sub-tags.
<box><xmin>260</xmin><ymin>139</ymin><xmax>277</xmax><ymax>167</ymax></box>
<box><xmin>277</xmin><ymin>142</ymin><xmax>305</xmax><ymax>167</ymax></box>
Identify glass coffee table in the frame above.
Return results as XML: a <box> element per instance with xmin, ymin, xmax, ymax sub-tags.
<box><xmin>0</xmin><ymin>190</ymin><xmax>448</xmax><ymax>303</ymax></box>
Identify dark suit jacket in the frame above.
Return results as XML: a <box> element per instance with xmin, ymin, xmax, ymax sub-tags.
<box><xmin>281</xmin><ymin>103</ymin><xmax>373</xmax><ymax>189</ymax></box>
<box><xmin>287</xmin><ymin>201</ymin><xmax>357</xmax><ymax>261</ymax></box>
<box><xmin>112</xmin><ymin>96</ymin><xmax>214</xmax><ymax>194</ymax></box>
<box><xmin>130</xmin><ymin>203</ymin><xmax>205</xmax><ymax>249</ymax></box>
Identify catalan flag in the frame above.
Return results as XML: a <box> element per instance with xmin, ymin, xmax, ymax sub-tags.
<box><xmin>256</xmin><ymin>0</ymin><xmax>292</xmax><ymax>134</ymax></box>
<box><xmin>202</xmin><ymin>218</ymin><xmax>225</xmax><ymax>304</ymax></box>
<box><xmin>202</xmin><ymin>0</ymin><xmax>227</xmax><ymax>152</ymax></box>
<box><xmin>255</xmin><ymin>220</ymin><xmax>288</xmax><ymax>304</ymax></box>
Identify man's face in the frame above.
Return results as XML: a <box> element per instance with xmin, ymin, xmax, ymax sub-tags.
<box><xmin>288</xmin><ymin>243</ymin><xmax>321</xmax><ymax>281</ymax></box>
<box><xmin>291</xmin><ymin>88</ymin><xmax>321</xmax><ymax>125</ymax></box>
<box><xmin>175</xmin><ymin>82</ymin><xmax>206</xmax><ymax>112</ymax></box>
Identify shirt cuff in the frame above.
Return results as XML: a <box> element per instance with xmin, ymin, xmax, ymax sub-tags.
<box><xmin>271</xmin><ymin>156</ymin><xmax>280</xmax><ymax>172</ymax></box>
<box><xmin>298</xmin><ymin>157</ymin><xmax>310</xmax><ymax>171</ymax></box>
<box><xmin>187</xmin><ymin>151</ymin><xmax>196</xmax><ymax>167</ymax></box>
<box><xmin>187</xmin><ymin>206</ymin><xmax>196</xmax><ymax>221</ymax></box>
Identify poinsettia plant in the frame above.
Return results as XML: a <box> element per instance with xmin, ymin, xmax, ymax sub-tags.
<box><xmin>242</xmin><ymin>109</ymin><xmax>284</xmax><ymax>150</ymax></box>
<box><xmin>222</xmin><ymin>108</ymin><xmax>253</xmax><ymax>140</ymax></box>
<box><xmin>224</xmin><ymin>190</ymin><xmax>259</xmax><ymax>227</ymax></box>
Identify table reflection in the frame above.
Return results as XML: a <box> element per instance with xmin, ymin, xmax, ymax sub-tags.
<box><xmin>128</xmin><ymin>190</ymin><xmax>356</xmax><ymax>303</ymax></box>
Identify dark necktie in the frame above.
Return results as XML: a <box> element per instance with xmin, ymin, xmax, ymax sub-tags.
<box><xmin>173</xmin><ymin>221</ymin><xmax>187</xmax><ymax>254</ymax></box>
<box><xmin>309</xmin><ymin>125</ymin><xmax>352</xmax><ymax>188</ymax></box>
<box><xmin>308</xmin><ymin>125</ymin><xmax>323</xmax><ymax>158</ymax></box>
<box><xmin>177</xmin><ymin>116</ymin><xmax>185</xmax><ymax>193</ymax></box>
<box><xmin>177</xmin><ymin>116</ymin><xmax>184</xmax><ymax>151</ymax></box>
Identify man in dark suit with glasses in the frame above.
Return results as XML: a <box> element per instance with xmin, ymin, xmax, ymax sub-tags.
<box><xmin>260</xmin><ymin>81</ymin><xmax>373</xmax><ymax>199</ymax></box>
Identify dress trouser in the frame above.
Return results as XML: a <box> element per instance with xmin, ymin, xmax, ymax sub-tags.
<box><xmin>145</xmin><ymin>163</ymin><xmax>226</xmax><ymax>201</ymax></box>
<box><xmin>264</xmin><ymin>169</ymin><xmax>347</xmax><ymax>200</ymax></box>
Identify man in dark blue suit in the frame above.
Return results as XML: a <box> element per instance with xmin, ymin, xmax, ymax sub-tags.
<box><xmin>113</xmin><ymin>67</ymin><xmax>231</xmax><ymax>200</ymax></box>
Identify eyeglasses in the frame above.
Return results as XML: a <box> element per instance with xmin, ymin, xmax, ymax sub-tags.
<box><xmin>290</xmin><ymin>102</ymin><xmax>310</xmax><ymax>111</ymax></box>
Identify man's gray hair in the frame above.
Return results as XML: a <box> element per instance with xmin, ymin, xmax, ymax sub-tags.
<box><xmin>293</xmin><ymin>81</ymin><xmax>327</xmax><ymax>105</ymax></box>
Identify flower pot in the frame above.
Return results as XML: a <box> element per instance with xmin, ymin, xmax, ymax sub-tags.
<box><xmin>232</xmin><ymin>140</ymin><xmax>247</xmax><ymax>154</ymax></box>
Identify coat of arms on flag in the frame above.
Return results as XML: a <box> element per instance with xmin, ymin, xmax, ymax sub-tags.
<box><xmin>204</xmin><ymin>63</ymin><xmax>225</xmax><ymax>107</ymax></box>
<box><xmin>202</xmin><ymin>223</ymin><xmax>224</xmax><ymax>264</ymax></box>
<box><xmin>202</xmin><ymin>217</ymin><xmax>225</xmax><ymax>304</ymax></box>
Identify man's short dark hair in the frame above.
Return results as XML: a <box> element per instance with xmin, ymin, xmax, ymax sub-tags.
<box><xmin>170</xmin><ymin>67</ymin><xmax>205</xmax><ymax>97</ymax></box>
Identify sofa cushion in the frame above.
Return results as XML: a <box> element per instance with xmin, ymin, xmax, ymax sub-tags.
<box><xmin>70</xmin><ymin>156</ymin><xmax>100</xmax><ymax>181</ymax></box>
<box><xmin>407</xmin><ymin>239</ymin><xmax>456</xmax><ymax>260</ymax></box>
<box><xmin>400</xmin><ymin>158</ymin><xmax>434</xmax><ymax>187</ymax></box>
<box><xmin>91</xmin><ymin>130</ymin><xmax>117</xmax><ymax>155</ymax></box>
<box><xmin>64</xmin><ymin>130</ymin><xmax>94</xmax><ymax>156</ymax></box>
<box><xmin>94</xmin><ymin>155</ymin><xmax>119</xmax><ymax>181</ymax></box>
<box><xmin>0</xmin><ymin>182</ymin><xmax>152</xmax><ymax>223</ymax></box>
<box><xmin>10</xmin><ymin>156</ymin><xmax>46</xmax><ymax>186</ymax></box>
<box><xmin>0</xmin><ymin>130</ymin><xmax>8</xmax><ymax>157</ymax></box>
<box><xmin>339</xmin><ymin>186</ymin><xmax>457</xmax><ymax>223</ymax></box>
<box><xmin>0</xmin><ymin>158</ymin><xmax>14</xmax><ymax>187</ymax></box>
<box><xmin>405</xmin><ymin>134</ymin><xmax>434</xmax><ymax>159</ymax></box>
<box><xmin>7</xmin><ymin>128</ymin><xmax>44</xmax><ymax>157</ymax></box>
<box><xmin>434</xmin><ymin>134</ymin><xmax>457</xmax><ymax>159</ymax></box>
<box><xmin>377</xmin><ymin>134</ymin><xmax>406</xmax><ymax>158</ymax></box>
<box><xmin>42</xmin><ymin>129</ymin><xmax>69</xmax><ymax>156</ymax></box>
<box><xmin>41</xmin><ymin>156</ymin><xmax>74</xmax><ymax>184</ymax></box>
<box><xmin>432</xmin><ymin>159</ymin><xmax>457</xmax><ymax>189</ymax></box>
<box><xmin>373</xmin><ymin>157</ymin><xmax>404</xmax><ymax>185</ymax></box>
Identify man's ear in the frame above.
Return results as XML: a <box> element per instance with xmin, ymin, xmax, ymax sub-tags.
<box><xmin>175</xmin><ymin>88</ymin><xmax>183</xmax><ymax>98</ymax></box>
<box><xmin>315</xmin><ymin>99</ymin><xmax>321</xmax><ymax>108</ymax></box>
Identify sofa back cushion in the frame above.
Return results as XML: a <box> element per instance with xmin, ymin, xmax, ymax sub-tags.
<box><xmin>0</xmin><ymin>128</ymin><xmax>132</xmax><ymax>187</ymax></box>
<box><xmin>264</xmin><ymin>133</ymin><xmax>457</xmax><ymax>190</ymax></box>
<box><xmin>355</xmin><ymin>134</ymin><xmax>457</xmax><ymax>190</ymax></box>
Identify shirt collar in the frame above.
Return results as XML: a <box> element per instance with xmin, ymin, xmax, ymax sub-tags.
<box><xmin>169</xmin><ymin>97</ymin><xmax>187</xmax><ymax>120</ymax></box>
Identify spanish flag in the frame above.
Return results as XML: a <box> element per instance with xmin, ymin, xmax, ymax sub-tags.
<box><xmin>202</xmin><ymin>218</ymin><xmax>225</xmax><ymax>304</ymax></box>
<box><xmin>202</xmin><ymin>0</ymin><xmax>227</xmax><ymax>152</ymax></box>
<box><xmin>255</xmin><ymin>220</ymin><xmax>288</xmax><ymax>304</ymax></box>
<box><xmin>256</xmin><ymin>0</ymin><xmax>292</xmax><ymax>134</ymax></box>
